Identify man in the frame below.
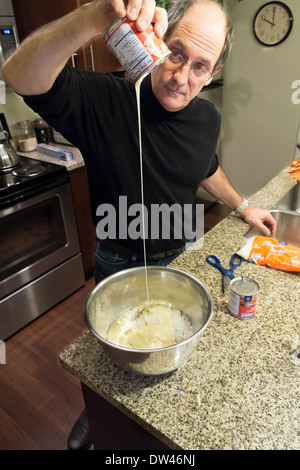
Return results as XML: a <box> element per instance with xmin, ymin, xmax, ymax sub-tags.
<box><xmin>2</xmin><ymin>0</ymin><xmax>276</xmax><ymax>450</ymax></box>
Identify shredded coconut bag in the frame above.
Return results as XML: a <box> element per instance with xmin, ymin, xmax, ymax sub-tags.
<box><xmin>237</xmin><ymin>236</ymin><xmax>300</xmax><ymax>272</ymax></box>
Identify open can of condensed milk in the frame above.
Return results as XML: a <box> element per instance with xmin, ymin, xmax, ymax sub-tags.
<box><xmin>104</xmin><ymin>18</ymin><xmax>171</xmax><ymax>82</ymax></box>
<box><xmin>228</xmin><ymin>274</ymin><xmax>260</xmax><ymax>320</ymax></box>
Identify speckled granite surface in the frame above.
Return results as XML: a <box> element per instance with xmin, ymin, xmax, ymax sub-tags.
<box><xmin>60</xmin><ymin>168</ymin><xmax>300</xmax><ymax>450</ymax></box>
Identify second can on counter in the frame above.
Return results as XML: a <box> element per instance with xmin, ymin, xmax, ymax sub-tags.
<box><xmin>228</xmin><ymin>275</ymin><xmax>260</xmax><ymax>320</ymax></box>
<box><xmin>104</xmin><ymin>18</ymin><xmax>170</xmax><ymax>82</ymax></box>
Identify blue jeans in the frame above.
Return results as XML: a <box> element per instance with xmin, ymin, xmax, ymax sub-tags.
<box><xmin>94</xmin><ymin>241</ymin><xmax>188</xmax><ymax>284</ymax></box>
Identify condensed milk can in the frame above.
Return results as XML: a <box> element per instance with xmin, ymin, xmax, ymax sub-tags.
<box><xmin>228</xmin><ymin>274</ymin><xmax>260</xmax><ymax>320</ymax></box>
<box><xmin>104</xmin><ymin>18</ymin><xmax>170</xmax><ymax>82</ymax></box>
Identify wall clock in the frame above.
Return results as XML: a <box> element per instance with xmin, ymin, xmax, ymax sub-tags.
<box><xmin>253</xmin><ymin>1</ymin><xmax>293</xmax><ymax>46</ymax></box>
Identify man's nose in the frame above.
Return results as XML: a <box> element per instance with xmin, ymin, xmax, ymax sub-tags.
<box><xmin>173</xmin><ymin>63</ymin><xmax>190</xmax><ymax>84</ymax></box>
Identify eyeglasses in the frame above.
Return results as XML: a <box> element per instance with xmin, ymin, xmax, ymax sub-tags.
<box><xmin>166</xmin><ymin>50</ymin><xmax>213</xmax><ymax>82</ymax></box>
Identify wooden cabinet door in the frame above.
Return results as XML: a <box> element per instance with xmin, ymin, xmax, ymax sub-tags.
<box><xmin>84</xmin><ymin>36</ymin><xmax>123</xmax><ymax>73</ymax></box>
<box><xmin>12</xmin><ymin>0</ymin><xmax>86</xmax><ymax>69</ymax></box>
<box><xmin>12</xmin><ymin>0</ymin><xmax>78</xmax><ymax>42</ymax></box>
<box><xmin>69</xmin><ymin>166</ymin><xmax>96</xmax><ymax>278</ymax></box>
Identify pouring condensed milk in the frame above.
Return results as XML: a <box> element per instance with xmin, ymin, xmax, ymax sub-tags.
<box><xmin>103</xmin><ymin>19</ymin><xmax>192</xmax><ymax>350</ymax></box>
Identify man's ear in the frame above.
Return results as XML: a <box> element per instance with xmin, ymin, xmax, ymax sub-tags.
<box><xmin>204</xmin><ymin>64</ymin><xmax>223</xmax><ymax>86</ymax></box>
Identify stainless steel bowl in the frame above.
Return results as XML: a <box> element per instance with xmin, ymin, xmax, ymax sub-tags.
<box><xmin>84</xmin><ymin>266</ymin><xmax>213</xmax><ymax>375</ymax></box>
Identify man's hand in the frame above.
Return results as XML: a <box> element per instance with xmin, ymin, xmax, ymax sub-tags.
<box><xmin>200</xmin><ymin>167</ymin><xmax>277</xmax><ymax>238</ymax></box>
<box><xmin>240</xmin><ymin>206</ymin><xmax>277</xmax><ymax>237</ymax></box>
<box><xmin>91</xmin><ymin>0</ymin><xmax>168</xmax><ymax>37</ymax></box>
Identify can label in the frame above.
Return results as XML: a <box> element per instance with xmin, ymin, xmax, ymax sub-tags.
<box><xmin>105</xmin><ymin>18</ymin><xmax>170</xmax><ymax>81</ymax></box>
<box><xmin>228</xmin><ymin>276</ymin><xmax>260</xmax><ymax>320</ymax></box>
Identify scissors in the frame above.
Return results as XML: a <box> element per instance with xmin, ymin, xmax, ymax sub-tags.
<box><xmin>206</xmin><ymin>253</ymin><xmax>243</xmax><ymax>292</ymax></box>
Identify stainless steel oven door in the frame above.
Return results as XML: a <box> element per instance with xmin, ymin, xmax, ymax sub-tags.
<box><xmin>0</xmin><ymin>182</ymin><xmax>84</xmax><ymax>298</ymax></box>
<box><xmin>0</xmin><ymin>182</ymin><xmax>85</xmax><ymax>339</ymax></box>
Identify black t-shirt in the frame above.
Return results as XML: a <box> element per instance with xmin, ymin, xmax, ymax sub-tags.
<box><xmin>23</xmin><ymin>66</ymin><xmax>220</xmax><ymax>254</ymax></box>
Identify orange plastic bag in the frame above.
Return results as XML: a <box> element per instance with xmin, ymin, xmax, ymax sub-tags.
<box><xmin>237</xmin><ymin>236</ymin><xmax>300</xmax><ymax>272</ymax></box>
<box><xmin>288</xmin><ymin>159</ymin><xmax>300</xmax><ymax>181</ymax></box>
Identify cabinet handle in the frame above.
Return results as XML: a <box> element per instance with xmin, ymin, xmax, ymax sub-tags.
<box><xmin>89</xmin><ymin>45</ymin><xmax>95</xmax><ymax>72</ymax></box>
<box><xmin>71</xmin><ymin>53</ymin><xmax>78</xmax><ymax>68</ymax></box>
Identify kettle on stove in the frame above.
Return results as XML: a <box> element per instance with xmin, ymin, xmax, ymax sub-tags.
<box><xmin>0</xmin><ymin>130</ymin><xmax>21</xmax><ymax>173</ymax></box>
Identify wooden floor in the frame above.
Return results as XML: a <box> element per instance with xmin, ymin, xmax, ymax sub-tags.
<box><xmin>0</xmin><ymin>278</ymin><xmax>94</xmax><ymax>450</ymax></box>
<box><xmin>0</xmin><ymin>202</ymin><xmax>231</xmax><ymax>450</ymax></box>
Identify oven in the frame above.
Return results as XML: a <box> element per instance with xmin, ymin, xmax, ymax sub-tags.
<box><xmin>0</xmin><ymin>155</ymin><xmax>85</xmax><ymax>339</ymax></box>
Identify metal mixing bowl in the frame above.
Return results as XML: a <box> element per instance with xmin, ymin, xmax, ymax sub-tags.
<box><xmin>84</xmin><ymin>266</ymin><xmax>213</xmax><ymax>375</ymax></box>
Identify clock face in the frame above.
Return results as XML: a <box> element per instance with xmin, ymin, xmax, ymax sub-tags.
<box><xmin>253</xmin><ymin>1</ymin><xmax>293</xmax><ymax>46</ymax></box>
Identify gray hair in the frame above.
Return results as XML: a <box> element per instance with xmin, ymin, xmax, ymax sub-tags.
<box><xmin>164</xmin><ymin>0</ymin><xmax>234</xmax><ymax>72</ymax></box>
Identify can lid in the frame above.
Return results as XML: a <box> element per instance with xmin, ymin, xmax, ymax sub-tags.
<box><xmin>230</xmin><ymin>274</ymin><xmax>260</xmax><ymax>295</ymax></box>
<box><xmin>104</xmin><ymin>18</ymin><xmax>125</xmax><ymax>41</ymax></box>
<box><xmin>136</xmin><ymin>53</ymin><xmax>171</xmax><ymax>82</ymax></box>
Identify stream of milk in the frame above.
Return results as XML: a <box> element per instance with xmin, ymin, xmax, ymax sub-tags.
<box><xmin>135</xmin><ymin>76</ymin><xmax>150</xmax><ymax>303</ymax></box>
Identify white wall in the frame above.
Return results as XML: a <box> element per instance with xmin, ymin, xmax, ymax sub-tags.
<box><xmin>221</xmin><ymin>0</ymin><xmax>300</xmax><ymax>197</ymax></box>
<box><xmin>0</xmin><ymin>86</ymin><xmax>39</xmax><ymax>135</ymax></box>
<box><xmin>295</xmin><ymin>121</ymin><xmax>300</xmax><ymax>160</ymax></box>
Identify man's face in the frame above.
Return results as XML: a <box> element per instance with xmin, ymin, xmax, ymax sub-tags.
<box><xmin>151</xmin><ymin>1</ymin><xmax>226</xmax><ymax>112</ymax></box>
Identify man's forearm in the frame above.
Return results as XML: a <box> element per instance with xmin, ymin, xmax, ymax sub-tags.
<box><xmin>200</xmin><ymin>166</ymin><xmax>244</xmax><ymax>211</ymax></box>
<box><xmin>1</xmin><ymin>2</ymin><xmax>111</xmax><ymax>95</ymax></box>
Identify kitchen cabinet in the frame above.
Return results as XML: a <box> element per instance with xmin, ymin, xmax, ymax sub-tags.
<box><xmin>12</xmin><ymin>0</ymin><xmax>123</xmax><ymax>72</ymax></box>
<box><xmin>81</xmin><ymin>383</ymin><xmax>170</xmax><ymax>450</ymax></box>
<box><xmin>69</xmin><ymin>165</ymin><xmax>96</xmax><ymax>279</ymax></box>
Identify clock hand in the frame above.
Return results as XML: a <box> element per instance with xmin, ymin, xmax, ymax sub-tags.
<box><xmin>272</xmin><ymin>6</ymin><xmax>276</xmax><ymax>24</ymax></box>
<box><xmin>263</xmin><ymin>18</ymin><xmax>275</xmax><ymax>26</ymax></box>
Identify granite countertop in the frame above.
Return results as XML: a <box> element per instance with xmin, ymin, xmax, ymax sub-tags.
<box><xmin>18</xmin><ymin>143</ymin><xmax>84</xmax><ymax>171</ymax></box>
<box><xmin>60</xmin><ymin>167</ymin><xmax>300</xmax><ymax>450</ymax></box>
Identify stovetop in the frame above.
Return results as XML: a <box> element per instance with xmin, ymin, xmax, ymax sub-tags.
<box><xmin>0</xmin><ymin>155</ymin><xmax>69</xmax><ymax>210</ymax></box>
